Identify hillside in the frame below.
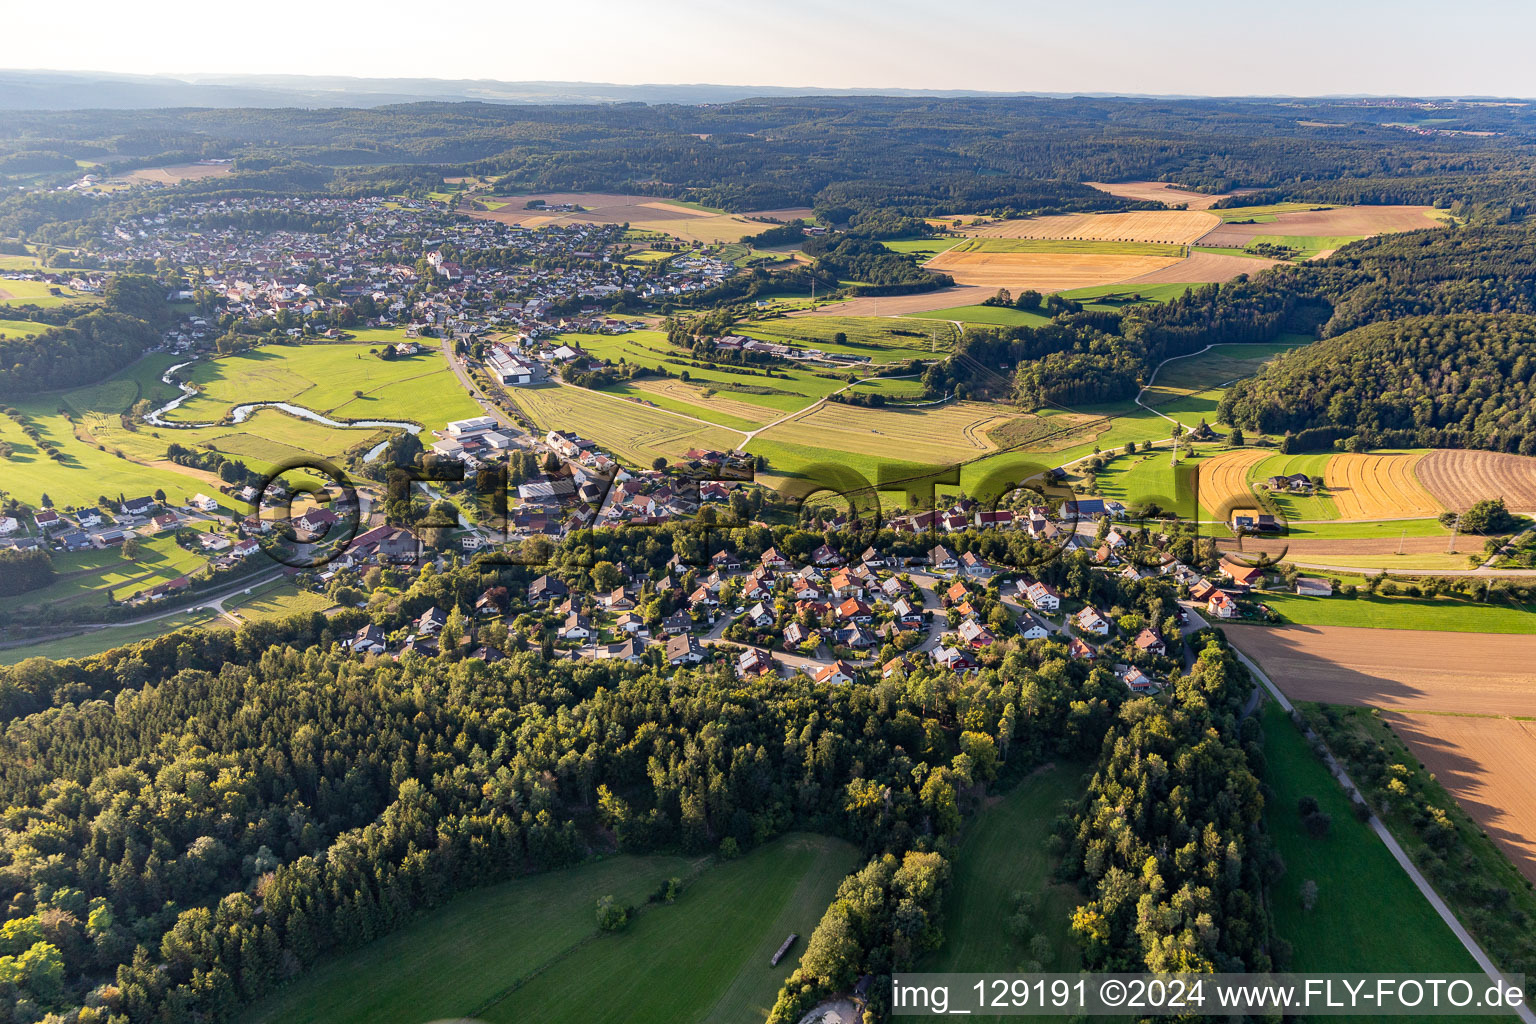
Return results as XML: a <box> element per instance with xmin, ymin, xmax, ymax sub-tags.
<box><xmin>1217</xmin><ymin>312</ymin><xmax>1536</xmax><ymax>452</ymax></box>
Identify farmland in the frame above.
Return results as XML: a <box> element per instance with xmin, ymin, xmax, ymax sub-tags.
<box><xmin>464</xmin><ymin>191</ymin><xmax>775</xmax><ymax>243</ymax></box>
<box><xmin>0</xmin><ymin>531</ymin><xmax>211</xmax><ymax>613</ymax></box>
<box><xmin>1118</xmin><ymin>248</ymin><xmax>1284</xmax><ymax>282</ymax></box>
<box><xmin>1196</xmin><ymin>448</ymin><xmax>1272</xmax><ymax>519</ymax></box>
<box><xmin>1141</xmin><ymin>339</ymin><xmax>1312</xmax><ymax>412</ymax></box>
<box><xmin>1248</xmin><ymin>452</ymin><xmax>1339</xmax><ymax>520</ymax></box>
<box><xmin>0</xmin><ymin>279</ymin><xmax>96</xmax><ymax>307</ymax></box>
<box><xmin>1197</xmin><ymin>204</ymin><xmax>1444</xmax><ymax>247</ymax></box>
<box><xmin>1084</xmin><ymin>180</ymin><xmax>1230</xmax><ymax>210</ymax></box>
<box><xmin>937</xmin><ymin>238</ymin><xmax>1188</xmax><ymax>257</ymax></box>
<box><xmin>1324</xmin><ymin>451</ymin><xmax>1443</xmax><ymax>520</ymax></box>
<box><xmin>922</xmin><ymin>249</ymin><xmax>1184</xmax><ymax>293</ymax></box>
<box><xmin>1258</xmin><ymin>703</ymin><xmax>1478</xmax><ymax>973</ymax></box>
<box><xmin>921</xmin><ymin>764</ymin><xmax>1085</xmax><ymax>989</ymax></box>
<box><xmin>1094</xmin><ymin>450</ymin><xmax>1202</xmax><ymax>519</ymax></box>
<box><xmin>510</xmin><ymin>382</ymin><xmax>745</xmax><ymax>465</ymax></box>
<box><xmin>1226</xmin><ymin>624</ymin><xmax>1536</xmax><ymax>717</ymax></box>
<box><xmin>751</xmin><ymin>399</ymin><xmax>1017</xmax><ymax>465</ymax></box>
<box><xmin>903</xmin><ymin>304</ymin><xmax>1051</xmax><ymax>327</ymax></box>
<box><xmin>1380</xmin><ymin>713</ymin><xmax>1536</xmax><ymax>883</ymax></box>
<box><xmin>1417</xmin><ymin>449</ymin><xmax>1536</xmax><ymax>512</ymax></box>
<box><xmin>736</xmin><ymin>314</ymin><xmax>956</xmax><ymax>360</ymax></box>
<box><xmin>1257</xmin><ymin>591</ymin><xmax>1536</xmax><ymax>634</ymax></box>
<box><xmin>958</xmin><ymin>209</ymin><xmax>1219</xmax><ymax>244</ymax></box>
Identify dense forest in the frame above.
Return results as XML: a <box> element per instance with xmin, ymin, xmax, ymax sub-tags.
<box><xmin>1218</xmin><ymin>312</ymin><xmax>1536</xmax><ymax>453</ymax></box>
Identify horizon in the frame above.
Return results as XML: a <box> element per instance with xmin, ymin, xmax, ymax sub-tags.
<box><xmin>9</xmin><ymin>0</ymin><xmax>1536</xmax><ymax>98</ymax></box>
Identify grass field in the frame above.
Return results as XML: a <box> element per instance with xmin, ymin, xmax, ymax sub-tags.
<box><xmin>1213</xmin><ymin>202</ymin><xmax>1339</xmax><ymax>223</ymax></box>
<box><xmin>162</xmin><ymin>340</ymin><xmax>479</xmax><ymax>431</ymax></box>
<box><xmin>224</xmin><ymin>579</ymin><xmax>334</xmax><ymax>622</ymax></box>
<box><xmin>1259</xmin><ymin>591</ymin><xmax>1536</xmax><ymax>633</ymax></box>
<box><xmin>0</xmin><ymin>279</ymin><xmax>96</xmax><ymax>307</ymax></box>
<box><xmin>0</xmin><ymin>532</ymin><xmax>210</xmax><ymax>613</ymax></box>
<box><xmin>1240</xmin><ymin>233</ymin><xmax>1363</xmax><ymax>258</ymax></box>
<box><xmin>880</xmin><ymin>238</ymin><xmax>963</xmax><ymax>258</ymax></box>
<box><xmin>0</xmin><ymin>610</ymin><xmax>219</xmax><ymax>665</ymax></box>
<box><xmin>0</xmin><ymin>317</ymin><xmax>44</xmax><ymax>339</ymax></box>
<box><xmin>1259</xmin><ymin>702</ymin><xmax>1478</xmax><ymax>973</ymax></box>
<box><xmin>737</xmin><ymin>315</ymin><xmax>955</xmax><ymax>361</ymax></box>
<box><xmin>1094</xmin><ymin>450</ymin><xmax>1203</xmax><ymax>519</ymax></box>
<box><xmin>1056</xmin><ymin>281</ymin><xmax>1201</xmax><ymax>304</ymax></box>
<box><xmin>752</xmin><ymin>399</ymin><xmax>1015</xmax><ymax>465</ymax></box>
<box><xmin>244</xmin><ymin>835</ymin><xmax>858</xmax><ymax>1024</ymax></box>
<box><xmin>1249</xmin><ymin>452</ymin><xmax>1339</xmax><ymax>520</ymax></box>
<box><xmin>902</xmin><ymin>304</ymin><xmax>1052</xmax><ymax>327</ymax></box>
<box><xmin>511</xmin><ymin>382</ymin><xmax>745</xmax><ymax>466</ymax></box>
<box><xmin>1143</xmin><ymin>339</ymin><xmax>1313</xmax><ymax>412</ymax></box>
<box><xmin>922</xmin><ymin>763</ymin><xmax>1084</xmax><ymax>981</ymax></box>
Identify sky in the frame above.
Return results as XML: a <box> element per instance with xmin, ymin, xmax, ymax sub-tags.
<box><xmin>8</xmin><ymin>0</ymin><xmax>1536</xmax><ymax>98</ymax></box>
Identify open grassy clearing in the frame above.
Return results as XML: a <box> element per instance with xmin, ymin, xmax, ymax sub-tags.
<box><xmin>1143</xmin><ymin>338</ymin><xmax>1312</xmax><ymax>409</ymax></box>
<box><xmin>0</xmin><ymin>532</ymin><xmax>210</xmax><ymax>613</ymax></box>
<box><xmin>1238</xmin><ymin>233</ymin><xmax>1364</xmax><ymax>257</ymax></box>
<box><xmin>493</xmin><ymin>835</ymin><xmax>860</xmax><ymax>1024</ymax></box>
<box><xmin>922</xmin><ymin>763</ymin><xmax>1084</xmax><ymax>982</ymax></box>
<box><xmin>1258</xmin><ymin>591</ymin><xmax>1535</xmax><ymax>634</ymax></box>
<box><xmin>1056</xmin><ymin>281</ymin><xmax>1200</xmax><ymax>304</ymax></box>
<box><xmin>511</xmin><ymin>382</ymin><xmax>744</xmax><ymax>466</ymax></box>
<box><xmin>879</xmin><ymin>238</ymin><xmax>965</xmax><ymax>257</ymax></box>
<box><xmin>0</xmin><ymin>317</ymin><xmax>45</xmax><ymax>339</ymax></box>
<box><xmin>1093</xmin><ymin>449</ymin><xmax>1204</xmax><ymax>519</ymax></box>
<box><xmin>162</xmin><ymin>340</ymin><xmax>478</xmax><ymax>432</ymax></box>
<box><xmin>0</xmin><ymin>610</ymin><xmax>220</xmax><ymax>666</ymax></box>
<box><xmin>0</xmin><ymin>397</ymin><xmax>221</xmax><ymax>510</ymax></box>
<box><xmin>0</xmin><ymin>279</ymin><xmax>97</xmax><ymax>307</ymax></box>
<box><xmin>1259</xmin><ymin>702</ymin><xmax>1478</xmax><ymax>974</ymax></box>
<box><xmin>903</xmin><ymin>304</ymin><xmax>1052</xmax><ymax>327</ymax></box>
<box><xmin>242</xmin><ymin>853</ymin><xmax>697</xmax><ymax>1024</ymax></box>
<box><xmin>224</xmin><ymin>579</ymin><xmax>335</xmax><ymax>622</ymax></box>
<box><xmin>736</xmin><ymin>315</ymin><xmax>955</xmax><ymax>361</ymax></box>
<box><xmin>1212</xmin><ymin>202</ymin><xmax>1340</xmax><ymax>223</ymax></box>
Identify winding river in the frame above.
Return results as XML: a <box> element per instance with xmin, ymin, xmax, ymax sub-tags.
<box><xmin>145</xmin><ymin>360</ymin><xmax>423</xmax><ymax>462</ymax></box>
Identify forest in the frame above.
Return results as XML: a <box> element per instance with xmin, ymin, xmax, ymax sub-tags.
<box><xmin>0</xmin><ymin>517</ymin><xmax>1282</xmax><ymax>1024</ymax></box>
<box><xmin>1218</xmin><ymin>312</ymin><xmax>1536</xmax><ymax>453</ymax></box>
<box><xmin>0</xmin><ymin>275</ymin><xmax>170</xmax><ymax>395</ymax></box>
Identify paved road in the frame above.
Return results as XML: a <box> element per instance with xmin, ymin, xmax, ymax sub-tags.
<box><xmin>1236</xmin><ymin>648</ymin><xmax>1533</xmax><ymax>1020</ymax></box>
<box><xmin>439</xmin><ymin>339</ymin><xmax>523</xmax><ymax>434</ymax></box>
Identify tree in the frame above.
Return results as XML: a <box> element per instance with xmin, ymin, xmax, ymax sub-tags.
<box><xmin>1229</xmin><ymin>426</ymin><xmax>1244</xmax><ymax>446</ymax></box>
<box><xmin>596</xmin><ymin>895</ymin><xmax>628</xmax><ymax>932</ymax></box>
<box><xmin>39</xmin><ymin>493</ymin><xmax>52</xmax><ymax>508</ymax></box>
<box><xmin>439</xmin><ymin>606</ymin><xmax>466</xmax><ymax>655</ymax></box>
<box><xmin>121</xmin><ymin>537</ymin><xmax>142</xmax><ymax>560</ymax></box>
<box><xmin>153</xmin><ymin>488</ymin><xmax>166</xmax><ymax>503</ymax></box>
<box><xmin>651</xmin><ymin>456</ymin><xmax>668</xmax><ymax>471</ymax></box>
<box><xmin>591</xmin><ymin>561</ymin><xmax>623</xmax><ymax>591</ymax></box>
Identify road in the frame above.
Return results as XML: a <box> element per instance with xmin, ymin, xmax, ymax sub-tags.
<box><xmin>1235</xmin><ymin>647</ymin><xmax>1534</xmax><ymax>1021</ymax></box>
<box><xmin>438</xmin><ymin>338</ymin><xmax>525</xmax><ymax>434</ymax></box>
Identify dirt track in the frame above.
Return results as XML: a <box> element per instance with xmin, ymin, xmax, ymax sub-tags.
<box><xmin>1226</xmin><ymin>624</ymin><xmax>1536</xmax><ymax>717</ymax></box>
<box><xmin>1385</xmin><ymin>712</ymin><xmax>1536</xmax><ymax>883</ymax></box>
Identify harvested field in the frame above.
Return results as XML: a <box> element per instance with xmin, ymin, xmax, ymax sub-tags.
<box><xmin>628</xmin><ymin>378</ymin><xmax>775</xmax><ymax>427</ymax></box>
<box><xmin>1383</xmin><ymin>713</ymin><xmax>1536</xmax><ymax>883</ymax></box>
<box><xmin>510</xmin><ymin>382</ymin><xmax>745</xmax><ymax>466</ymax></box>
<box><xmin>984</xmin><ymin>411</ymin><xmax>1105</xmax><ymax>453</ymax></box>
<box><xmin>922</xmin><ymin>250</ymin><xmax>1182</xmax><ymax>292</ymax></box>
<box><xmin>1417</xmin><ymin>449</ymin><xmax>1536</xmax><ymax>512</ymax></box>
<box><xmin>124</xmin><ymin>163</ymin><xmax>233</xmax><ymax>185</ymax></box>
<box><xmin>1085</xmin><ymin>180</ymin><xmax>1230</xmax><ymax>210</ymax></box>
<box><xmin>1119</xmin><ymin>249</ymin><xmax>1284</xmax><ymax>284</ymax></box>
<box><xmin>755</xmin><ymin>400</ymin><xmax>1015</xmax><ymax>464</ymax></box>
<box><xmin>1325</xmin><ymin>452</ymin><xmax>1443</xmax><ymax>520</ymax></box>
<box><xmin>1216</xmin><ymin>534</ymin><xmax>1480</xmax><ymax>558</ymax></box>
<box><xmin>741</xmin><ymin>206</ymin><xmax>816</xmax><ymax>222</ymax></box>
<box><xmin>959</xmin><ymin>210</ymin><xmax>1219</xmax><ymax>245</ymax></box>
<box><xmin>465</xmin><ymin>192</ymin><xmax>762</xmax><ymax>242</ymax></box>
<box><xmin>1197</xmin><ymin>205</ymin><xmax>1442</xmax><ymax>247</ymax></box>
<box><xmin>1197</xmin><ymin>448</ymin><xmax>1271</xmax><ymax>518</ymax></box>
<box><xmin>1226</xmin><ymin>624</ymin><xmax>1536</xmax><ymax>717</ymax></box>
<box><xmin>802</xmin><ymin>285</ymin><xmax>997</xmax><ymax>317</ymax></box>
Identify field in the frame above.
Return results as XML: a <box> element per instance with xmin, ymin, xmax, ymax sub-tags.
<box><xmin>1117</xmin><ymin>249</ymin><xmax>1284</xmax><ymax>283</ymax></box>
<box><xmin>805</xmin><ymin>285</ymin><xmax>998</xmax><ymax>316</ymax></box>
<box><xmin>922</xmin><ymin>249</ymin><xmax>1184</xmax><ymax>292</ymax></box>
<box><xmin>1384</xmin><ymin>712</ymin><xmax>1536</xmax><ymax>882</ymax></box>
<box><xmin>902</xmin><ymin>304</ymin><xmax>1051</xmax><ymax>327</ymax></box>
<box><xmin>751</xmin><ymin>399</ymin><xmax>1016</xmax><ymax>465</ymax></box>
<box><xmin>1094</xmin><ymin>451</ymin><xmax>1202</xmax><ymax>519</ymax></box>
<box><xmin>1084</xmin><ymin>180</ymin><xmax>1230</xmax><ymax>210</ymax></box>
<box><xmin>241</xmin><ymin>852</ymin><xmax>696</xmax><ymax>1024</ymax></box>
<box><xmin>0</xmin><ymin>610</ymin><xmax>220</xmax><ymax>666</ymax></box>
<box><xmin>0</xmin><ymin>279</ymin><xmax>95</xmax><ymax>307</ymax></box>
<box><xmin>1248</xmin><ymin>452</ymin><xmax>1339</xmax><ymax>520</ymax></box>
<box><xmin>465</xmin><ymin>191</ymin><xmax>772</xmax><ymax>243</ymax></box>
<box><xmin>957</xmin><ymin>209</ymin><xmax>1219</xmax><ymax>244</ymax></box>
<box><xmin>1226</xmin><ymin>624</ymin><xmax>1536</xmax><ymax>717</ymax></box>
<box><xmin>1257</xmin><ymin>591</ymin><xmax>1536</xmax><ymax>634</ymax></box>
<box><xmin>488</xmin><ymin>835</ymin><xmax>859</xmax><ymax>1024</ymax></box>
<box><xmin>0</xmin><ymin>316</ymin><xmax>44</xmax><ymax>339</ymax></box>
<box><xmin>1142</xmin><ymin>339</ymin><xmax>1312</xmax><ymax>412</ymax></box>
<box><xmin>921</xmin><ymin>763</ymin><xmax>1085</xmax><ymax>995</ymax></box>
<box><xmin>0</xmin><ymin>532</ymin><xmax>211</xmax><ymax>613</ymax></box>
<box><xmin>160</xmin><ymin>341</ymin><xmax>479</xmax><ymax>431</ymax></box>
<box><xmin>937</xmin><ymin>238</ymin><xmax>1188</xmax><ymax>257</ymax></box>
<box><xmin>223</xmin><ymin>579</ymin><xmax>334</xmax><ymax>623</ymax></box>
<box><xmin>1417</xmin><ymin>449</ymin><xmax>1536</xmax><ymax>512</ymax></box>
<box><xmin>736</xmin><ymin>315</ymin><xmax>956</xmax><ymax>361</ymax></box>
<box><xmin>124</xmin><ymin>163</ymin><xmax>233</xmax><ymax>185</ymax></box>
<box><xmin>511</xmin><ymin>382</ymin><xmax>745</xmax><ymax>465</ymax></box>
<box><xmin>1324</xmin><ymin>451</ymin><xmax>1443</xmax><ymax>520</ymax></box>
<box><xmin>1258</xmin><ymin>702</ymin><xmax>1478</xmax><ymax>973</ymax></box>
<box><xmin>621</xmin><ymin>378</ymin><xmax>773</xmax><ymax>430</ymax></box>
<box><xmin>1196</xmin><ymin>448</ymin><xmax>1272</xmax><ymax>518</ymax></box>
<box><xmin>1196</xmin><ymin>204</ymin><xmax>1443</xmax><ymax>247</ymax></box>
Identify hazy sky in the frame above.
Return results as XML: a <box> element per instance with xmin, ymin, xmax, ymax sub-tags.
<box><xmin>9</xmin><ymin>0</ymin><xmax>1536</xmax><ymax>97</ymax></box>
